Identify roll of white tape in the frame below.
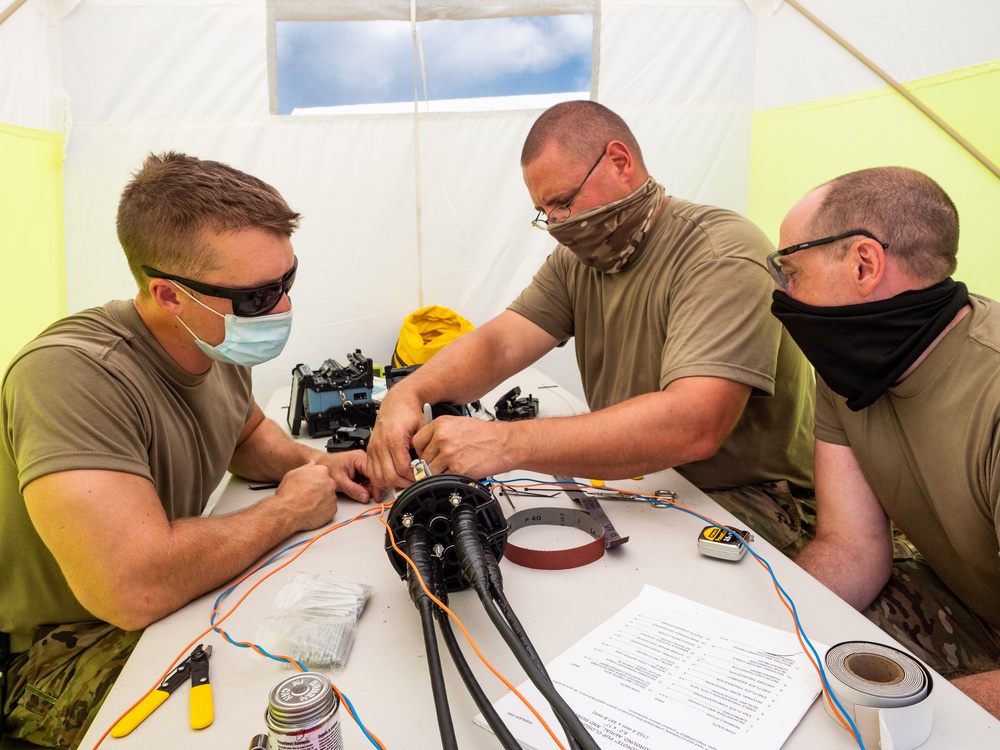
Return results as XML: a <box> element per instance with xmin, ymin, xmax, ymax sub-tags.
<box><xmin>823</xmin><ymin>641</ymin><xmax>934</xmax><ymax>750</ymax></box>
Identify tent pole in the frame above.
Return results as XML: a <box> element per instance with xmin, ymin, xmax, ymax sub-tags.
<box><xmin>411</xmin><ymin>0</ymin><xmax>425</xmax><ymax>308</ymax></box>
<box><xmin>0</xmin><ymin>0</ymin><xmax>31</xmax><ymax>28</ymax></box>
<box><xmin>786</xmin><ymin>0</ymin><xmax>1000</xmax><ymax>181</ymax></box>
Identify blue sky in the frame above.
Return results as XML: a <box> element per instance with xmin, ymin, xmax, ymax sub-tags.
<box><xmin>276</xmin><ymin>15</ymin><xmax>593</xmax><ymax>114</ymax></box>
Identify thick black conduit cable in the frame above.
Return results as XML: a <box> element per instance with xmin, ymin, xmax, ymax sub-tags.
<box><xmin>483</xmin><ymin>550</ymin><xmax>590</xmax><ymax>749</ymax></box>
<box><xmin>429</xmin><ymin>571</ymin><xmax>526</xmax><ymax>750</ymax></box>
<box><xmin>479</xmin><ymin>594</ymin><xmax>586</xmax><ymax>750</ymax></box>
<box><xmin>451</xmin><ymin>506</ymin><xmax>598</xmax><ymax>750</ymax></box>
<box><xmin>452</xmin><ymin>512</ymin><xmax>585</xmax><ymax>750</ymax></box>
<box><xmin>406</xmin><ymin>524</ymin><xmax>460</xmax><ymax>750</ymax></box>
<box><xmin>483</xmin><ymin>548</ymin><xmax>585</xmax><ymax>750</ymax></box>
<box><xmin>484</xmin><ymin>550</ymin><xmax>548</xmax><ymax>675</ymax></box>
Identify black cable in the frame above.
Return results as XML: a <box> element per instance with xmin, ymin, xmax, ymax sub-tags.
<box><xmin>482</xmin><ymin>595</ymin><xmax>591</xmax><ymax>750</ymax></box>
<box><xmin>484</xmin><ymin>549</ymin><xmax>586</xmax><ymax>748</ymax></box>
<box><xmin>451</xmin><ymin>506</ymin><xmax>492</xmax><ymax>598</ymax></box>
<box><xmin>451</xmin><ymin>507</ymin><xmax>598</xmax><ymax>750</ymax></box>
<box><xmin>481</xmin><ymin>552</ymin><xmax>586</xmax><ymax>750</ymax></box>
<box><xmin>429</xmin><ymin>571</ymin><xmax>525</xmax><ymax>750</ymax></box>
<box><xmin>405</xmin><ymin>524</ymin><xmax>459</xmax><ymax>750</ymax></box>
<box><xmin>484</xmin><ymin>550</ymin><xmax>548</xmax><ymax>675</ymax></box>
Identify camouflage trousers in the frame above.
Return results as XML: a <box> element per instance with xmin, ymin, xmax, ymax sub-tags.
<box><xmin>707</xmin><ymin>481</ymin><xmax>1000</xmax><ymax>678</ymax></box>
<box><xmin>2</xmin><ymin>621</ymin><xmax>142</xmax><ymax>749</ymax></box>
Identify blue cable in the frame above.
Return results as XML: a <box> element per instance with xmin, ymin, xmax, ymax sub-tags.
<box><xmin>207</xmin><ymin>520</ymin><xmax>386</xmax><ymax>749</ymax></box>
<box><xmin>487</xmin><ymin>476</ymin><xmax>868</xmax><ymax>750</ymax></box>
<box><xmin>217</xmin><ymin>478</ymin><xmax>863</xmax><ymax>749</ymax></box>
<box><xmin>210</xmin><ymin>537</ymin><xmax>311</xmax><ymax>627</ymax></box>
<box><xmin>653</xmin><ymin>499</ymin><xmax>866</xmax><ymax>749</ymax></box>
<box><xmin>340</xmin><ymin>690</ymin><xmax>384</xmax><ymax>749</ymax></box>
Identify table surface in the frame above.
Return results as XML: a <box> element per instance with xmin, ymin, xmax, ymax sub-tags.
<box><xmin>80</xmin><ymin>369</ymin><xmax>1000</xmax><ymax>750</ymax></box>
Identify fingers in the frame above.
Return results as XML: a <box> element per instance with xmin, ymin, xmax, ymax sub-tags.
<box><xmin>414</xmin><ymin>420</ymin><xmax>457</xmax><ymax>476</ymax></box>
<box><xmin>413</xmin><ymin>418</ymin><xmax>506</xmax><ymax>481</ymax></box>
<box><xmin>273</xmin><ymin>463</ymin><xmax>340</xmax><ymax>531</ymax></box>
<box><xmin>411</xmin><ymin>422</ymin><xmax>434</xmax><ymax>456</ymax></box>
<box><xmin>367</xmin><ymin>427</ymin><xmax>417</xmax><ymax>489</ymax></box>
<box><xmin>320</xmin><ymin>451</ymin><xmax>380</xmax><ymax>503</ymax></box>
<box><xmin>366</xmin><ymin>393</ymin><xmax>432</xmax><ymax>489</ymax></box>
<box><xmin>336</xmin><ymin>475</ymin><xmax>371</xmax><ymax>504</ymax></box>
<box><xmin>389</xmin><ymin>444</ymin><xmax>416</xmax><ymax>486</ymax></box>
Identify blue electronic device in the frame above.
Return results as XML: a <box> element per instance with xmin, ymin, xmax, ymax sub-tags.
<box><xmin>287</xmin><ymin>350</ymin><xmax>377</xmax><ymax>437</ymax></box>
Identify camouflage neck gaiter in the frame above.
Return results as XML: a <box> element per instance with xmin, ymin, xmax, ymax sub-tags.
<box><xmin>547</xmin><ymin>178</ymin><xmax>666</xmax><ymax>273</ymax></box>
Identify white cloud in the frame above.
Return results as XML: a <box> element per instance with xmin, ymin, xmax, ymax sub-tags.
<box><xmin>277</xmin><ymin>14</ymin><xmax>593</xmax><ymax>110</ymax></box>
<box><xmin>424</xmin><ymin>16</ymin><xmax>591</xmax><ymax>80</ymax></box>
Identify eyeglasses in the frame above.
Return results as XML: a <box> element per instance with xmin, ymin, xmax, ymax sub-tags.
<box><xmin>142</xmin><ymin>257</ymin><xmax>298</xmax><ymax>317</ymax></box>
<box><xmin>531</xmin><ymin>148</ymin><xmax>607</xmax><ymax>229</ymax></box>
<box><xmin>766</xmin><ymin>231</ymin><xmax>888</xmax><ymax>289</ymax></box>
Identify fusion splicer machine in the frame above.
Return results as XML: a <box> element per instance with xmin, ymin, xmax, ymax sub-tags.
<box><xmin>288</xmin><ymin>350</ymin><xmax>378</xmax><ymax>437</ymax></box>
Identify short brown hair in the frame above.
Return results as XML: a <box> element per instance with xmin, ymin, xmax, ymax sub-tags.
<box><xmin>117</xmin><ymin>152</ymin><xmax>301</xmax><ymax>288</ymax></box>
<box><xmin>520</xmin><ymin>100</ymin><xmax>645</xmax><ymax>170</ymax></box>
<box><xmin>812</xmin><ymin>166</ymin><xmax>958</xmax><ymax>282</ymax></box>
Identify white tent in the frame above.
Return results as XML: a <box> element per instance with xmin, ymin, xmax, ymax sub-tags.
<box><xmin>2</xmin><ymin>0</ymin><xmax>998</xmax><ymax>404</ymax></box>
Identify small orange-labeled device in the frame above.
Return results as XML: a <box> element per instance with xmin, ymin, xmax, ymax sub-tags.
<box><xmin>697</xmin><ymin>525</ymin><xmax>753</xmax><ymax>561</ymax></box>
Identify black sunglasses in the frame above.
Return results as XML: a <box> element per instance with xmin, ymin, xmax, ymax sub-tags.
<box><xmin>766</xmin><ymin>231</ymin><xmax>888</xmax><ymax>289</ymax></box>
<box><xmin>142</xmin><ymin>257</ymin><xmax>298</xmax><ymax>317</ymax></box>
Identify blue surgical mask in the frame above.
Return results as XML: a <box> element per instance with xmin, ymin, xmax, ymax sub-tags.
<box><xmin>175</xmin><ymin>286</ymin><xmax>293</xmax><ymax>367</ymax></box>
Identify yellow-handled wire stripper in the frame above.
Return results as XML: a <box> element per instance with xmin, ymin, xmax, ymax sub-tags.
<box><xmin>110</xmin><ymin>643</ymin><xmax>214</xmax><ymax>737</ymax></box>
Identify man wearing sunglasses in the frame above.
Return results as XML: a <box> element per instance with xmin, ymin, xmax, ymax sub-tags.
<box><xmin>369</xmin><ymin>101</ymin><xmax>815</xmax><ymax>531</ymax></box>
<box><xmin>769</xmin><ymin>166</ymin><xmax>1000</xmax><ymax>718</ymax></box>
<box><xmin>0</xmin><ymin>152</ymin><xmax>372</xmax><ymax>747</ymax></box>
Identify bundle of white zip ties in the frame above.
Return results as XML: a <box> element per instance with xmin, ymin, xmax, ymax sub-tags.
<box><xmin>255</xmin><ymin>572</ymin><xmax>373</xmax><ymax>668</ymax></box>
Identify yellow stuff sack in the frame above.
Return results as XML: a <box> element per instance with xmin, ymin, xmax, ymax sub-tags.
<box><xmin>392</xmin><ymin>305</ymin><xmax>475</xmax><ymax>367</ymax></box>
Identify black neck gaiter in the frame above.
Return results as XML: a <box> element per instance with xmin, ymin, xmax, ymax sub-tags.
<box><xmin>771</xmin><ymin>279</ymin><xmax>969</xmax><ymax>411</ymax></box>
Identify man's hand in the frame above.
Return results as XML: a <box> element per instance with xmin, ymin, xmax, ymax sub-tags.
<box><xmin>367</xmin><ymin>390</ymin><xmax>425</xmax><ymax>488</ymax></box>
<box><xmin>312</xmin><ymin>450</ymin><xmax>373</xmax><ymax>503</ymax></box>
<box><xmin>367</xmin><ymin>311</ymin><xmax>561</xmax><ymax>489</ymax></box>
<box><xmin>270</xmin><ymin>460</ymin><xmax>342</xmax><ymax>530</ymax></box>
<box><xmin>413</xmin><ymin>416</ymin><xmax>512</xmax><ymax>480</ymax></box>
<box><xmin>231</xmin><ymin>404</ymin><xmax>372</xmax><ymax>502</ymax></box>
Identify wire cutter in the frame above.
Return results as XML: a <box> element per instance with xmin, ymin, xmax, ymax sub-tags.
<box><xmin>111</xmin><ymin>644</ymin><xmax>214</xmax><ymax>737</ymax></box>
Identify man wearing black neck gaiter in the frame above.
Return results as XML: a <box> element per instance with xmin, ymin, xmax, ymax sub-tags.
<box><xmin>768</xmin><ymin>165</ymin><xmax>1000</xmax><ymax>719</ymax></box>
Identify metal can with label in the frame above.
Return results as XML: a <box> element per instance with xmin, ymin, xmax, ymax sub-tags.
<box><xmin>265</xmin><ymin>673</ymin><xmax>343</xmax><ymax>750</ymax></box>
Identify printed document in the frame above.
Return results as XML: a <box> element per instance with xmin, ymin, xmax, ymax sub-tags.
<box><xmin>476</xmin><ymin>584</ymin><xmax>822</xmax><ymax>750</ymax></box>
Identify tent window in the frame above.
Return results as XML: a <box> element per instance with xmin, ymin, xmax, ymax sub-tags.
<box><xmin>275</xmin><ymin>15</ymin><xmax>593</xmax><ymax>115</ymax></box>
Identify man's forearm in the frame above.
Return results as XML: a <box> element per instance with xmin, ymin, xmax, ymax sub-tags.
<box><xmin>505</xmin><ymin>398</ymin><xmax>722</xmax><ymax>478</ymax></box>
<box><xmin>950</xmin><ymin>670</ymin><xmax>1000</xmax><ymax>719</ymax></box>
<box><xmin>229</xmin><ymin>416</ymin><xmax>317</xmax><ymax>481</ymax></box>
<box><xmin>29</xmin><ymin>462</ymin><xmax>343</xmax><ymax>633</ymax></box>
<box><xmin>391</xmin><ymin>333</ymin><xmax>521</xmax><ymax>408</ymax></box>
<box><xmin>99</xmin><ymin>496</ymin><xmax>301</xmax><ymax>630</ymax></box>
<box><xmin>795</xmin><ymin>537</ymin><xmax>891</xmax><ymax>611</ymax></box>
<box><xmin>804</xmin><ymin>441</ymin><xmax>895</xmax><ymax>611</ymax></box>
<box><xmin>420</xmin><ymin>380</ymin><xmax>746</xmax><ymax>481</ymax></box>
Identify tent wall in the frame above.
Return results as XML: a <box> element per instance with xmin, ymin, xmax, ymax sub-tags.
<box><xmin>0</xmin><ymin>0</ymin><xmax>67</xmax><ymax>370</ymax></box>
<box><xmin>750</xmin><ymin>61</ymin><xmax>1000</xmax><ymax>301</ymax></box>
<box><xmin>748</xmin><ymin>0</ymin><xmax>1000</xmax><ymax>302</ymax></box>
<box><xmin>0</xmin><ymin>123</ymin><xmax>65</xmax><ymax>371</ymax></box>
<box><xmin>54</xmin><ymin>0</ymin><xmax>763</xmax><ymax>402</ymax></box>
<box><xmin>2</xmin><ymin>0</ymin><xmax>998</xmax><ymax>402</ymax></box>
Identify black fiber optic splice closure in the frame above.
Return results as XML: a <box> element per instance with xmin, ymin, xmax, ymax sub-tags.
<box><xmin>384</xmin><ymin>474</ymin><xmax>509</xmax><ymax>592</ymax></box>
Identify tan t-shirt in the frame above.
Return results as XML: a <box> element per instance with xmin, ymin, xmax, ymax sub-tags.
<box><xmin>0</xmin><ymin>300</ymin><xmax>254</xmax><ymax>649</ymax></box>
<box><xmin>815</xmin><ymin>294</ymin><xmax>1000</xmax><ymax>628</ymax></box>
<box><xmin>509</xmin><ymin>197</ymin><xmax>815</xmax><ymax>490</ymax></box>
